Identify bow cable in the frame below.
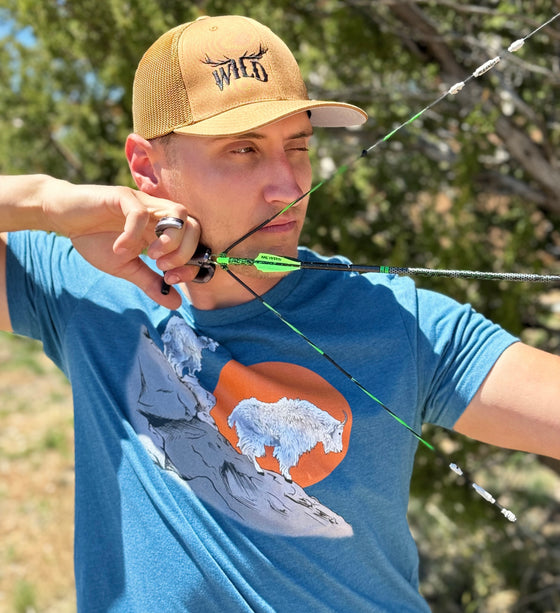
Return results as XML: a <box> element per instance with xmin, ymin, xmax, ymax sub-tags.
<box><xmin>164</xmin><ymin>13</ymin><xmax>560</xmax><ymax>522</ymax></box>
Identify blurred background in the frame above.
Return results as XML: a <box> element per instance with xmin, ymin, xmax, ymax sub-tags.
<box><xmin>1</xmin><ymin>0</ymin><xmax>559</xmax><ymax>611</ymax></box>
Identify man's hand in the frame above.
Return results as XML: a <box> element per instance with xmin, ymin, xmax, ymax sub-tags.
<box><xmin>1</xmin><ymin>175</ymin><xmax>201</xmax><ymax>309</ymax></box>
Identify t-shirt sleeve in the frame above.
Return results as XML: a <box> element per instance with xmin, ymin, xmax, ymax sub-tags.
<box><xmin>413</xmin><ymin>286</ymin><xmax>518</xmax><ymax>429</ymax></box>
<box><xmin>6</xmin><ymin>230</ymin><xmax>100</xmax><ymax>373</ymax></box>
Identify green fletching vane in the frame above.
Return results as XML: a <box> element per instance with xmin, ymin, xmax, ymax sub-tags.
<box><xmin>253</xmin><ymin>253</ymin><xmax>302</xmax><ymax>272</ymax></box>
<box><xmin>215</xmin><ymin>253</ymin><xmax>301</xmax><ymax>272</ymax></box>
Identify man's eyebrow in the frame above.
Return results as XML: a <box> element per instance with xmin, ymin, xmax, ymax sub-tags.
<box><xmin>214</xmin><ymin>129</ymin><xmax>313</xmax><ymax>141</ymax></box>
<box><xmin>287</xmin><ymin>130</ymin><xmax>314</xmax><ymax>140</ymax></box>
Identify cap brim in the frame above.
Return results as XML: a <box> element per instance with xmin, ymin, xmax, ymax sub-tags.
<box><xmin>172</xmin><ymin>99</ymin><xmax>367</xmax><ymax>137</ymax></box>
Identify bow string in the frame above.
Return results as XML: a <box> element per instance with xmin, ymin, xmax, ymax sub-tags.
<box><xmin>161</xmin><ymin>12</ymin><xmax>560</xmax><ymax>522</ymax></box>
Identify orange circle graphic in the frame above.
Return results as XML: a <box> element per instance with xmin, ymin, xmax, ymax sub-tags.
<box><xmin>212</xmin><ymin>361</ymin><xmax>352</xmax><ymax>487</ymax></box>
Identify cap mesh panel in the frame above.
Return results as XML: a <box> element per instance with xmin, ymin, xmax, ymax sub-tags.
<box><xmin>133</xmin><ymin>24</ymin><xmax>192</xmax><ymax>139</ymax></box>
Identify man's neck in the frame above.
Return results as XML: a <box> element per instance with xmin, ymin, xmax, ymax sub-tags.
<box><xmin>179</xmin><ymin>268</ymin><xmax>284</xmax><ymax>310</ymax></box>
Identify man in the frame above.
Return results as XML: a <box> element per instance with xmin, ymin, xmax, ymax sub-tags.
<box><xmin>0</xmin><ymin>15</ymin><xmax>558</xmax><ymax>613</ymax></box>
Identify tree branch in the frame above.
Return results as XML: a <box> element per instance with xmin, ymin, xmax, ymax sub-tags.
<box><xmin>386</xmin><ymin>2</ymin><xmax>560</xmax><ymax>214</ymax></box>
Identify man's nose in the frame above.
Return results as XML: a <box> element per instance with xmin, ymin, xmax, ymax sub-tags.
<box><xmin>262</xmin><ymin>153</ymin><xmax>309</xmax><ymax>206</ymax></box>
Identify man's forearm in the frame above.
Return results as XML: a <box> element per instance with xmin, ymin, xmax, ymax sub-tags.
<box><xmin>0</xmin><ymin>173</ymin><xmax>199</xmax><ymax>311</ymax></box>
<box><xmin>0</xmin><ymin>174</ymin><xmax>61</xmax><ymax>233</ymax></box>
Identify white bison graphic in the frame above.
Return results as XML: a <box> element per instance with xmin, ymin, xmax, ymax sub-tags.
<box><xmin>228</xmin><ymin>397</ymin><xmax>347</xmax><ymax>482</ymax></box>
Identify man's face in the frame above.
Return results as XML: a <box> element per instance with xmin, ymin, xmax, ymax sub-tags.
<box><xmin>155</xmin><ymin>112</ymin><xmax>313</xmax><ymax>262</ymax></box>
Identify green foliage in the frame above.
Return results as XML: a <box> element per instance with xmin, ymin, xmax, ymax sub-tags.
<box><xmin>13</xmin><ymin>578</ymin><xmax>37</xmax><ymax>613</ymax></box>
<box><xmin>1</xmin><ymin>1</ymin><xmax>560</xmax><ymax>610</ymax></box>
<box><xmin>0</xmin><ymin>331</ymin><xmax>48</xmax><ymax>375</ymax></box>
<box><xmin>410</xmin><ymin>433</ymin><xmax>560</xmax><ymax>612</ymax></box>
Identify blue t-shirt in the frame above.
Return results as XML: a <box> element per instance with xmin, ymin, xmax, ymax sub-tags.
<box><xmin>6</xmin><ymin>231</ymin><xmax>516</xmax><ymax>612</ymax></box>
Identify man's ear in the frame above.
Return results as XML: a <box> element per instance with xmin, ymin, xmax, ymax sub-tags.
<box><xmin>125</xmin><ymin>133</ymin><xmax>163</xmax><ymax>195</ymax></box>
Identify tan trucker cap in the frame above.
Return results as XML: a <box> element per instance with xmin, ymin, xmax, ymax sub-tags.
<box><xmin>132</xmin><ymin>15</ymin><xmax>368</xmax><ymax>139</ymax></box>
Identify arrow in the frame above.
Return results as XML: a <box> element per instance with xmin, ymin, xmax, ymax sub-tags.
<box><xmin>215</xmin><ymin>253</ymin><xmax>560</xmax><ymax>283</ymax></box>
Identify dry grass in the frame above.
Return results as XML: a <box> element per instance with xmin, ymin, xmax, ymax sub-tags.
<box><xmin>0</xmin><ymin>333</ymin><xmax>75</xmax><ymax>613</ymax></box>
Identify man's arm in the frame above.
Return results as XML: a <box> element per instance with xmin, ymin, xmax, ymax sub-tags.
<box><xmin>455</xmin><ymin>342</ymin><xmax>560</xmax><ymax>460</ymax></box>
<box><xmin>0</xmin><ymin>174</ymin><xmax>201</xmax><ymax>329</ymax></box>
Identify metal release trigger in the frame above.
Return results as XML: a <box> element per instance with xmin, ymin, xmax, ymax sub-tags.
<box><xmin>188</xmin><ymin>244</ymin><xmax>216</xmax><ymax>284</ymax></box>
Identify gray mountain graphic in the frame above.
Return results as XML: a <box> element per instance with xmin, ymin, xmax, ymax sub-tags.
<box><xmin>130</xmin><ymin>325</ymin><xmax>352</xmax><ymax>538</ymax></box>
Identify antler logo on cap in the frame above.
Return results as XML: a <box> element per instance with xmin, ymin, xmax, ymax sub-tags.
<box><xmin>203</xmin><ymin>45</ymin><xmax>269</xmax><ymax>91</ymax></box>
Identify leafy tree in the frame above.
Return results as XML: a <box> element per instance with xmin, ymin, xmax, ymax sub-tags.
<box><xmin>1</xmin><ymin>1</ymin><xmax>559</xmax><ymax>610</ymax></box>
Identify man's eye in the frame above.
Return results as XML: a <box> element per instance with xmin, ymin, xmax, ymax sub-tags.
<box><xmin>232</xmin><ymin>146</ymin><xmax>254</xmax><ymax>154</ymax></box>
<box><xmin>287</xmin><ymin>143</ymin><xmax>310</xmax><ymax>153</ymax></box>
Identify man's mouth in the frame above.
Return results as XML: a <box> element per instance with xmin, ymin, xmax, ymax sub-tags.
<box><xmin>259</xmin><ymin>219</ymin><xmax>298</xmax><ymax>234</ymax></box>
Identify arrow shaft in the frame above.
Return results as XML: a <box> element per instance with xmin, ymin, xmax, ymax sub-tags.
<box><xmin>216</xmin><ymin>254</ymin><xmax>560</xmax><ymax>283</ymax></box>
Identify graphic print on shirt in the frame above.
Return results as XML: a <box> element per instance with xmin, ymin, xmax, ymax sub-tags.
<box><xmin>227</xmin><ymin>396</ymin><xmax>347</xmax><ymax>483</ymax></box>
<box><xmin>129</xmin><ymin>315</ymin><xmax>353</xmax><ymax>537</ymax></box>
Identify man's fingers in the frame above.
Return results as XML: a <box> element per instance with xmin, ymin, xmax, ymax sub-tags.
<box><xmin>162</xmin><ymin>264</ymin><xmax>204</xmax><ymax>286</ymax></box>
<box><xmin>113</xmin><ymin>190</ymin><xmax>189</xmax><ymax>255</ymax></box>
<box><xmin>148</xmin><ymin>216</ymin><xmax>201</xmax><ymax>271</ymax></box>
<box><xmin>67</xmin><ymin>186</ymin><xmax>203</xmax><ymax>306</ymax></box>
<box><xmin>113</xmin><ymin>208</ymin><xmax>150</xmax><ymax>254</ymax></box>
<box><xmin>119</xmin><ymin>258</ymin><xmax>183</xmax><ymax>309</ymax></box>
